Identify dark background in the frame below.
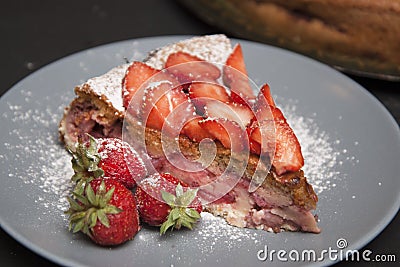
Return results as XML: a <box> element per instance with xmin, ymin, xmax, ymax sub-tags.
<box><xmin>1</xmin><ymin>0</ymin><xmax>399</xmax><ymax>266</ymax></box>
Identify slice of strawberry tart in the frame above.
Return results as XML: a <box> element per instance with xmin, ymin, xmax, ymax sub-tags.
<box><xmin>59</xmin><ymin>34</ymin><xmax>320</xmax><ymax>233</ymax></box>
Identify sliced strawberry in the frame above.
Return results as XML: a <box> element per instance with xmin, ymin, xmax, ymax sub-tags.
<box><xmin>231</xmin><ymin>91</ymin><xmax>248</xmax><ymax>106</ymax></box>
<box><xmin>188</xmin><ymin>82</ymin><xmax>231</xmax><ymax>114</ymax></box>
<box><xmin>229</xmin><ymin>79</ymin><xmax>256</xmax><ymax>107</ymax></box>
<box><xmin>141</xmin><ymin>82</ymin><xmax>196</xmax><ymax>135</ymax></box>
<box><xmin>122</xmin><ymin>61</ymin><xmax>159</xmax><ymax>109</ymax></box>
<box><xmin>140</xmin><ymin>80</ymin><xmax>174</xmax><ymax>130</ymax></box>
<box><xmin>225</xmin><ymin>44</ymin><xmax>248</xmax><ymax>76</ymax></box>
<box><xmin>271</xmin><ymin>108</ymin><xmax>304</xmax><ymax>174</ymax></box>
<box><xmin>165</xmin><ymin>52</ymin><xmax>221</xmax><ymax>83</ymax></box>
<box><xmin>250</xmin><ymin>106</ymin><xmax>304</xmax><ymax>175</ymax></box>
<box><xmin>223</xmin><ymin>44</ymin><xmax>256</xmax><ymax>104</ymax></box>
<box><xmin>203</xmin><ymin>100</ymin><xmax>254</xmax><ymax>128</ymax></box>
<box><xmin>182</xmin><ymin>117</ymin><xmax>213</xmax><ymax>142</ymax></box>
<box><xmin>254</xmin><ymin>83</ymin><xmax>276</xmax><ymax>111</ymax></box>
<box><xmin>199</xmin><ymin>118</ymin><xmax>248</xmax><ymax>152</ymax></box>
<box><xmin>246</xmin><ymin>126</ymin><xmax>261</xmax><ymax>155</ymax></box>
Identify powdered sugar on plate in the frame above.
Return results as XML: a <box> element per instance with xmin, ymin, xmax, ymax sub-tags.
<box><xmin>281</xmin><ymin>100</ymin><xmax>356</xmax><ymax>195</ymax></box>
<box><xmin>1</xmin><ymin>89</ymin><xmax>74</xmax><ymax>219</ymax></box>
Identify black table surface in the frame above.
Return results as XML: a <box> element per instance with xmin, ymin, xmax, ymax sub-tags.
<box><xmin>1</xmin><ymin>1</ymin><xmax>399</xmax><ymax>266</ymax></box>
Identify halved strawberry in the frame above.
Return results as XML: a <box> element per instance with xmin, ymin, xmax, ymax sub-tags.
<box><xmin>246</xmin><ymin>126</ymin><xmax>261</xmax><ymax>155</ymax></box>
<box><xmin>188</xmin><ymin>81</ymin><xmax>231</xmax><ymax>114</ymax></box>
<box><xmin>141</xmin><ymin>82</ymin><xmax>196</xmax><ymax>135</ymax></box>
<box><xmin>254</xmin><ymin>83</ymin><xmax>276</xmax><ymax>110</ymax></box>
<box><xmin>165</xmin><ymin>52</ymin><xmax>221</xmax><ymax>83</ymax></box>
<box><xmin>199</xmin><ymin>118</ymin><xmax>248</xmax><ymax>152</ymax></box>
<box><xmin>140</xmin><ymin>81</ymin><xmax>175</xmax><ymax>130</ymax></box>
<box><xmin>223</xmin><ymin>44</ymin><xmax>256</xmax><ymax>104</ymax></box>
<box><xmin>250</xmin><ymin>106</ymin><xmax>304</xmax><ymax>175</ymax></box>
<box><xmin>225</xmin><ymin>44</ymin><xmax>248</xmax><ymax>77</ymax></box>
<box><xmin>230</xmin><ymin>79</ymin><xmax>256</xmax><ymax>107</ymax></box>
<box><xmin>122</xmin><ymin>61</ymin><xmax>159</xmax><ymax>109</ymax></box>
<box><xmin>270</xmin><ymin>107</ymin><xmax>304</xmax><ymax>174</ymax></box>
<box><xmin>182</xmin><ymin>117</ymin><xmax>213</xmax><ymax>142</ymax></box>
<box><xmin>203</xmin><ymin>100</ymin><xmax>254</xmax><ymax>128</ymax></box>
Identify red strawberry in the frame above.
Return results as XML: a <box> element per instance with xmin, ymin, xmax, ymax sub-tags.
<box><xmin>225</xmin><ymin>44</ymin><xmax>248</xmax><ymax>76</ymax></box>
<box><xmin>66</xmin><ymin>178</ymin><xmax>140</xmax><ymax>246</ymax></box>
<box><xmin>203</xmin><ymin>100</ymin><xmax>254</xmax><ymax>128</ymax></box>
<box><xmin>188</xmin><ymin>81</ymin><xmax>231</xmax><ymax>114</ymax></box>
<box><xmin>135</xmin><ymin>173</ymin><xmax>202</xmax><ymax>234</ymax></box>
<box><xmin>141</xmin><ymin>83</ymin><xmax>197</xmax><ymax>135</ymax></box>
<box><xmin>182</xmin><ymin>116</ymin><xmax>213</xmax><ymax>142</ymax></box>
<box><xmin>250</xmin><ymin>106</ymin><xmax>304</xmax><ymax>175</ymax></box>
<box><xmin>70</xmin><ymin>135</ymin><xmax>147</xmax><ymax>191</ymax></box>
<box><xmin>122</xmin><ymin>61</ymin><xmax>159</xmax><ymax>109</ymax></box>
<box><xmin>165</xmin><ymin>51</ymin><xmax>221</xmax><ymax>83</ymax></box>
<box><xmin>254</xmin><ymin>83</ymin><xmax>276</xmax><ymax>110</ymax></box>
<box><xmin>223</xmin><ymin>44</ymin><xmax>256</xmax><ymax>105</ymax></box>
<box><xmin>97</xmin><ymin>138</ymin><xmax>147</xmax><ymax>188</ymax></box>
<box><xmin>246</xmin><ymin>126</ymin><xmax>261</xmax><ymax>155</ymax></box>
<box><xmin>199</xmin><ymin>118</ymin><xmax>248</xmax><ymax>152</ymax></box>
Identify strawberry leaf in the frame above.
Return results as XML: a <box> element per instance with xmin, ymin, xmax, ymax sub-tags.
<box><xmin>66</xmin><ymin>196</ymin><xmax>84</xmax><ymax>212</ymax></box>
<box><xmin>160</xmin><ymin>215</ymin><xmax>175</xmax><ymax>235</ymax></box>
<box><xmin>185</xmin><ymin>208</ymin><xmax>201</xmax><ymax>219</ymax></box>
<box><xmin>72</xmin><ymin>191</ymin><xmax>89</xmax><ymax>206</ymax></box>
<box><xmin>175</xmin><ymin>183</ymin><xmax>183</xmax><ymax>197</ymax></box>
<box><xmin>69</xmin><ymin>134</ymin><xmax>104</xmax><ymax>188</ymax></box>
<box><xmin>180</xmin><ymin>219</ymin><xmax>193</xmax><ymax>230</ymax></box>
<box><xmin>178</xmin><ymin>188</ymin><xmax>198</xmax><ymax>207</ymax></box>
<box><xmin>89</xmin><ymin>210</ymin><xmax>98</xmax><ymax>229</ymax></box>
<box><xmin>103</xmin><ymin>186</ymin><xmax>115</xmax><ymax>205</ymax></box>
<box><xmin>97</xmin><ymin>209</ymin><xmax>110</xmax><ymax>228</ymax></box>
<box><xmin>161</xmin><ymin>190</ymin><xmax>176</xmax><ymax>206</ymax></box>
<box><xmin>170</xmin><ymin>208</ymin><xmax>180</xmax><ymax>221</ymax></box>
<box><xmin>72</xmin><ymin>219</ymin><xmax>85</xmax><ymax>233</ymax></box>
<box><xmin>104</xmin><ymin>205</ymin><xmax>122</xmax><ymax>214</ymax></box>
<box><xmin>69</xmin><ymin>211</ymin><xmax>86</xmax><ymax>223</ymax></box>
<box><xmin>86</xmin><ymin>184</ymin><xmax>96</xmax><ymax>205</ymax></box>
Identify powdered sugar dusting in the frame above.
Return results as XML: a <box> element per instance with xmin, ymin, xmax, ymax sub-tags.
<box><xmin>85</xmin><ymin>63</ymin><xmax>129</xmax><ymax>113</ymax></box>
<box><xmin>145</xmin><ymin>34</ymin><xmax>232</xmax><ymax>69</ymax></box>
<box><xmin>281</xmin><ymin>101</ymin><xmax>353</xmax><ymax>194</ymax></box>
<box><xmin>1</xmin><ymin>89</ymin><xmax>74</xmax><ymax>218</ymax></box>
<box><xmin>130</xmin><ymin>212</ymin><xmax>260</xmax><ymax>266</ymax></box>
<box><xmin>197</xmin><ymin>212</ymin><xmax>259</xmax><ymax>249</ymax></box>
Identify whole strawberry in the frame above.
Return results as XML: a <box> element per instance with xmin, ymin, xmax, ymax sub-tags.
<box><xmin>66</xmin><ymin>178</ymin><xmax>140</xmax><ymax>246</ymax></box>
<box><xmin>69</xmin><ymin>135</ymin><xmax>147</xmax><ymax>193</ymax></box>
<box><xmin>135</xmin><ymin>173</ymin><xmax>202</xmax><ymax>234</ymax></box>
<box><xmin>97</xmin><ymin>137</ymin><xmax>147</xmax><ymax>188</ymax></box>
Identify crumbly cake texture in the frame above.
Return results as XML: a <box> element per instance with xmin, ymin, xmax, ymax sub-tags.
<box><xmin>59</xmin><ymin>34</ymin><xmax>320</xmax><ymax>233</ymax></box>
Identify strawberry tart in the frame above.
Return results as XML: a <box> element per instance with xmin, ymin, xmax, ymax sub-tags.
<box><xmin>59</xmin><ymin>34</ymin><xmax>320</xmax><ymax>233</ymax></box>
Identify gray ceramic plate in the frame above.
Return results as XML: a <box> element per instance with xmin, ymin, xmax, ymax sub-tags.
<box><xmin>1</xmin><ymin>36</ymin><xmax>399</xmax><ymax>267</ymax></box>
